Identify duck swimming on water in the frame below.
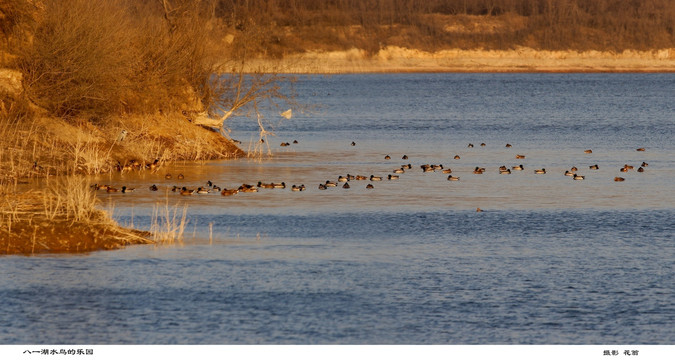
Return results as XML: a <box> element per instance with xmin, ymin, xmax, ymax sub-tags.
<box><xmin>221</xmin><ymin>188</ymin><xmax>238</xmax><ymax>196</ymax></box>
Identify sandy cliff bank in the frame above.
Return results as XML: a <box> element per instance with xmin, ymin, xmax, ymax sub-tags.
<box><xmin>246</xmin><ymin>46</ymin><xmax>675</xmax><ymax>73</ymax></box>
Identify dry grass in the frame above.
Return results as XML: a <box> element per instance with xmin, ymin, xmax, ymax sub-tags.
<box><xmin>0</xmin><ymin>109</ymin><xmax>244</xmax><ymax>188</ymax></box>
<box><xmin>1</xmin><ymin>176</ymin><xmax>152</xmax><ymax>255</ymax></box>
<box><xmin>219</xmin><ymin>0</ymin><xmax>675</xmax><ymax>53</ymax></box>
<box><xmin>149</xmin><ymin>198</ymin><xmax>189</xmax><ymax>246</ymax></box>
<box><xmin>15</xmin><ymin>0</ymin><xmax>217</xmax><ymax>117</ymax></box>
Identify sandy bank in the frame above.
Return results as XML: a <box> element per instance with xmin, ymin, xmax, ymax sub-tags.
<box><xmin>247</xmin><ymin>46</ymin><xmax>675</xmax><ymax>73</ymax></box>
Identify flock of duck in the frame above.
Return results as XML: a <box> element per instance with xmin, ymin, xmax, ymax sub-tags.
<box><xmin>91</xmin><ymin>142</ymin><xmax>650</xmax><ymax>205</ymax></box>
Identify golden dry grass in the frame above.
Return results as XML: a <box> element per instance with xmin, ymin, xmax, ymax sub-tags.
<box><xmin>0</xmin><ymin>177</ymin><xmax>152</xmax><ymax>255</ymax></box>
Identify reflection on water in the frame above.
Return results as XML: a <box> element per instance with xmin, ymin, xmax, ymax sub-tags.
<box><xmin>96</xmin><ymin>142</ymin><xmax>673</xmax><ymax>221</ymax></box>
<box><xmin>2</xmin><ymin>73</ymin><xmax>675</xmax><ymax>344</ymax></box>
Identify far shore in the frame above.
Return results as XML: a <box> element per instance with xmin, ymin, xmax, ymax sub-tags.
<box><xmin>245</xmin><ymin>46</ymin><xmax>675</xmax><ymax>73</ymax></box>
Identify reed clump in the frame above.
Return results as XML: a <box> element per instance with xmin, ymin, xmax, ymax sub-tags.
<box><xmin>149</xmin><ymin>199</ymin><xmax>189</xmax><ymax>246</ymax></box>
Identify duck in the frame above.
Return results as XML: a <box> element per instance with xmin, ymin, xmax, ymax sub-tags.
<box><xmin>370</xmin><ymin>175</ymin><xmax>382</xmax><ymax>181</ymax></box>
<box><xmin>196</xmin><ymin>187</ymin><xmax>210</xmax><ymax>194</ymax></box>
<box><xmin>515</xmin><ymin>154</ymin><xmax>526</xmax><ymax>159</ymax></box>
<box><xmin>620</xmin><ymin>167</ymin><xmax>629</xmax><ymax>173</ymax></box>
<box><xmin>149</xmin><ymin>184</ymin><xmax>158</xmax><ymax>191</ymax></box>
<box><xmin>624</xmin><ymin>164</ymin><xmax>634</xmax><ymax>170</ymax></box>
<box><xmin>637</xmin><ymin>167</ymin><xmax>644</xmax><ymax>173</ymax></box>
<box><xmin>468</xmin><ymin>143</ymin><xmax>474</xmax><ymax>148</ymax></box>
<box><xmin>387</xmin><ymin>174</ymin><xmax>399</xmax><ymax>180</ymax></box>
<box><xmin>291</xmin><ymin>184</ymin><xmax>304</xmax><ymax>191</ymax></box>
<box><xmin>534</xmin><ymin>168</ymin><xmax>546</xmax><ymax>174</ymax></box>
<box><xmin>564</xmin><ymin>170</ymin><xmax>575</xmax><ymax>176</ymax></box>
<box><xmin>589</xmin><ymin>164</ymin><xmax>599</xmax><ymax>170</ymax></box>
<box><xmin>147</xmin><ymin>158</ymin><xmax>160</xmax><ymax>171</ymax></box>
<box><xmin>384</xmin><ymin>155</ymin><xmax>391</xmax><ymax>160</ymax></box>
<box><xmin>165</xmin><ymin>174</ymin><xmax>172</xmax><ymax>179</ymax></box>
<box><xmin>442</xmin><ymin>168</ymin><xmax>452</xmax><ymax>174</ymax></box>
<box><xmin>180</xmin><ymin>187</ymin><xmax>194</xmax><ymax>195</ymax></box>
<box><xmin>447</xmin><ymin>175</ymin><xmax>460</xmax><ymax>181</ymax></box>
<box><xmin>177</xmin><ymin>173</ymin><xmax>185</xmax><ymax>180</ymax></box>
<box><xmin>212</xmin><ymin>186</ymin><xmax>221</xmax><ymax>191</ymax></box>
<box><xmin>351</xmin><ymin>141</ymin><xmax>356</xmax><ymax>146</ymax></box>
<box><xmin>221</xmin><ymin>188</ymin><xmax>238</xmax><ymax>196</ymax></box>
<box><xmin>355</xmin><ymin>175</ymin><xmax>368</xmax><ymax>180</ymax></box>
<box><xmin>641</xmin><ymin>162</ymin><xmax>648</xmax><ymax>167</ymax></box>
<box><xmin>422</xmin><ymin>165</ymin><xmax>435</xmax><ymax>172</ymax></box>
<box><xmin>342</xmin><ymin>182</ymin><xmax>350</xmax><ymax>189</ymax></box>
<box><xmin>584</xmin><ymin>149</ymin><xmax>593</xmax><ymax>154</ymax></box>
<box><xmin>476</xmin><ymin>207</ymin><xmax>483</xmax><ymax>212</ymax></box>
<box><xmin>129</xmin><ymin>159</ymin><xmax>141</xmax><ymax>169</ymax></box>
<box><xmin>402</xmin><ymin>155</ymin><xmax>408</xmax><ymax>160</ymax></box>
<box><xmin>499</xmin><ymin>165</ymin><xmax>507</xmax><ymax>171</ymax></box>
<box><xmin>505</xmin><ymin>143</ymin><xmax>512</xmax><ymax>148</ymax></box>
<box><xmin>393</xmin><ymin>168</ymin><xmax>405</xmax><ymax>174</ymax></box>
<box><xmin>453</xmin><ymin>155</ymin><xmax>461</xmax><ymax>160</ymax></box>
<box><xmin>401</xmin><ymin>164</ymin><xmax>412</xmax><ymax>169</ymax></box>
<box><xmin>473</xmin><ymin>167</ymin><xmax>485</xmax><ymax>174</ymax></box>
<box><xmin>171</xmin><ymin>186</ymin><xmax>180</xmax><ymax>192</ymax></box>
<box><xmin>106</xmin><ymin>186</ymin><xmax>119</xmax><ymax>193</ymax></box>
<box><xmin>273</xmin><ymin>182</ymin><xmax>286</xmax><ymax>189</ymax></box>
<box><xmin>325</xmin><ymin>180</ymin><xmax>338</xmax><ymax>187</ymax></box>
<box><xmin>318</xmin><ymin>183</ymin><xmax>327</xmax><ymax>190</ymax></box>
<box><xmin>636</xmin><ymin>148</ymin><xmax>645</xmax><ymax>151</ymax></box>
<box><xmin>291</xmin><ymin>184</ymin><xmax>306</xmax><ymax>192</ymax></box>
<box><xmin>573</xmin><ymin>174</ymin><xmax>585</xmax><ymax>180</ymax></box>
<box><xmin>499</xmin><ymin>168</ymin><xmax>511</xmax><ymax>174</ymax></box>
<box><xmin>512</xmin><ymin>164</ymin><xmax>524</xmax><ymax>171</ymax></box>
<box><xmin>366</xmin><ymin>184</ymin><xmax>374</xmax><ymax>189</ymax></box>
<box><xmin>338</xmin><ymin>176</ymin><xmax>349</xmax><ymax>182</ymax></box>
<box><xmin>293</xmin><ymin>140</ymin><xmax>298</xmax><ymax>144</ymax></box>
<box><xmin>431</xmin><ymin>164</ymin><xmax>444</xmax><ymax>170</ymax></box>
<box><xmin>614</xmin><ymin>177</ymin><xmax>625</xmax><ymax>182</ymax></box>
<box><xmin>238</xmin><ymin>184</ymin><xmax>258</xmax><ymax>193</ymax></box>
<box><xmin>93</xmin><ymin>184</ymin><xmax>109</xmax><ymax>191</ymax></box>
<box><xmin>346</xmin><ymin>174</ymin><xmax>355</xmax><ymax>180</ymax></box>
<box><xmin>257</xmin><ymin>181</ymin><xmax>275</xmax><ymax>189</ymax></box>
<box><xmin>480</xmin><ymin>143</ymin><xmax>486</xmax><ymax>147</ymax></box>
<box><xmin>570</xmin><ymin>166</ymin><xmax>578</xmax><ymax>172</ymax></box>
<box><xmin>280</xmin><ymin>142</ymin><xmax>290</xmax><ymax>147</ymax></box>
<box><xmin>121</xmin><ymin>186</ymin><xmax>135</xmax><ymax>193</ymax></box>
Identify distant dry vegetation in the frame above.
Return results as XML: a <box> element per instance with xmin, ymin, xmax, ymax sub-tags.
<box><xmin>213</xmin><ymin>0</ymin><xmax>675</xmax><ymax>55</ymax></box>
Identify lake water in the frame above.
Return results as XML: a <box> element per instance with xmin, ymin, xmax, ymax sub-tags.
<box><xmin>1</xmin><ymin>73</ymin><xmax>674</xmax><ymax>344</ymax></box>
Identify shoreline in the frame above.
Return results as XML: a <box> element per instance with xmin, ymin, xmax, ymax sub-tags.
<box><xmin>245</xmin><ymin>46</ymin><xmax>675</xmax><ymax>74</ymax></box>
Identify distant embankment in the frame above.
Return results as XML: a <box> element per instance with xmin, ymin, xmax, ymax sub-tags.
<box><xmin>247</xmin><ymin>46</ymin><xmax>675</xmax><ymax>73</ymax></box>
